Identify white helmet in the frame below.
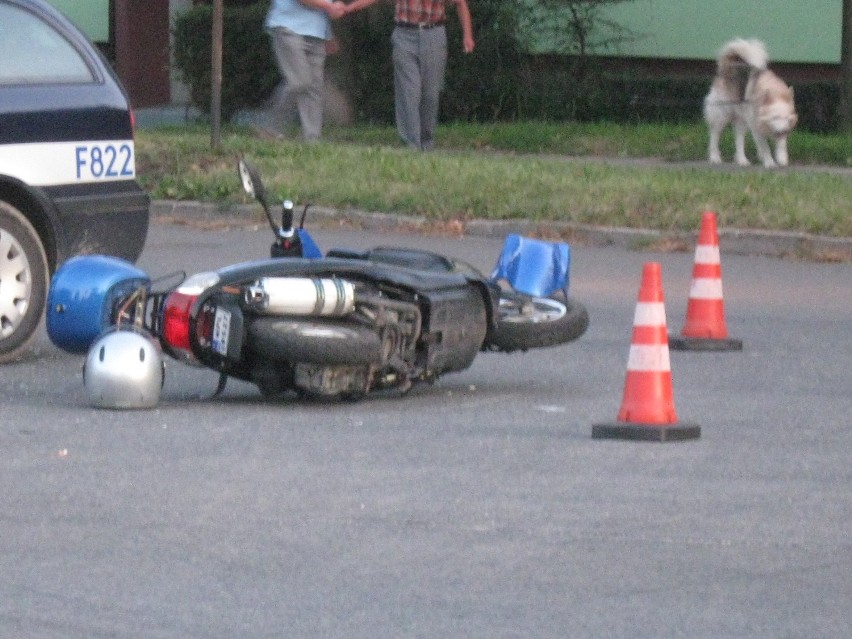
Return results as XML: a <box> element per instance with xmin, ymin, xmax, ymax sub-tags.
<box><xmin>83</xmin><ymin>328</ymin><xmax>164</xmax><ymax>409</ymax></box>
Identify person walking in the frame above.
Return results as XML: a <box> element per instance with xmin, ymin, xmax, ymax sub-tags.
<box><xmin>344</xmin><ymin>0</ymin><xmax>474</xmax><ymax>150</ymax></box>
<box><xmin>265</xmin><ymin>0</ymin><xmax>347</xmax><ymax>141</ymax></box>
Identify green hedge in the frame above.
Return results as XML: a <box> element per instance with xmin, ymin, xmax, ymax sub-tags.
<box><xmin>172</xmin><ymin>1</ymin><xmax>841</xmax><ymax>132</ymax></box>
<box><xmin>173</xmin><ymin>2</ymin><xmax>279</xmax><ymax>121</ymax></box>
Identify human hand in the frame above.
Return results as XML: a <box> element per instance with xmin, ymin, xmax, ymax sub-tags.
<box><xmin>327</xmin><ymin>1</ymin><xmax>346</xmax><ymax>19</ymax></box>
<box><xmin>462</xmin><ymin>35</ymin><xmax>475</xmax><ymax>54</ymax></box>
<box><xmin>341</xmin><ymin>0</ymin><xmax>369</xmax><ymax>16</ymax></box>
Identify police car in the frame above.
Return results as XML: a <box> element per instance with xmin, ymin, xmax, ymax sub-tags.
<box><xmin>0</xmin><ymin>0</ymin><xmax>149</xmax><ymax>362</ymax></box>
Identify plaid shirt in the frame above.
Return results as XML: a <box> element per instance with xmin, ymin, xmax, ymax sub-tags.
<box><xmin>395</xmin><ymin>0</ymin><xmax>456</xmax><ymax>24</ymax></box>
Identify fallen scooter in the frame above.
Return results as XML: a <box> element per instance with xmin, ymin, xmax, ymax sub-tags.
<box><xmin>45</xmin><ymin>160</ymin><xmax>589</xmax><ymax>408</ymax></box>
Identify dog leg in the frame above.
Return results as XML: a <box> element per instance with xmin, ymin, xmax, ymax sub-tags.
<box><xmin>774</xmin><ymin>136</ymin><xmax>789</xmax><ymax>166</ymax></box>
<box><xmin>708</xmin><ymin>124</ymin><xmax>723</xmax><ymax>164</ymax></box>
<box><xmin>734</xmin><ymin>121</ymin><xmax>751</xmax><ymax>166</ymax></box>
<box><xmin>752</xmin><ymin>133</ymin><xmax>777</xmax><ymax>168</ymax></box>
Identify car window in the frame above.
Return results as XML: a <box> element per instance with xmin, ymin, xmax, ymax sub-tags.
<box><xmin>0</xmin><ymin>3</ymin><xmax>95</xmax><ymax>85</ymax></box>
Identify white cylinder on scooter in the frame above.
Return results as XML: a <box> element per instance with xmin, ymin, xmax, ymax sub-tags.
<box><xmin>245</xmin><ymin>277</ymin><xmax>355</xmax><ymax>316</ymax></box>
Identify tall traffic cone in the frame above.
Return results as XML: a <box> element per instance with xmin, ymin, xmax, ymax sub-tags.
<box><xmin>670</xmin><ymin>211</ymin><xmax>742</xmax><ymax>351</ymax></box>
<box><xmin>593</xmin><ymin>262</ymin><xmax>700</xmax><ymax>442</ymax></box>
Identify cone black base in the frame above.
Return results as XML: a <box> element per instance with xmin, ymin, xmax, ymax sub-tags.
<box><xmin>669</xmin><ymin>335</ymin><xmax>743</xmax><ymax>351</ymax></box>
<box><xmin>592</xmin><ymin>421</ymin><xmax>701</xmax><ymax>442</ymax></box>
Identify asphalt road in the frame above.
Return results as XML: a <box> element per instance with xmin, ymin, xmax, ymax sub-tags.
<box><xmin>1</xmin><ymin>222</ymin><xmax>850</xmax><ymax>638</ymax></box>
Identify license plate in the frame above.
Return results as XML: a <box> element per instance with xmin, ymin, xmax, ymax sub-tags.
<box><xmin>212</xmin><ymin>308</ymin><xmax>231</xmax><ymax>356</ymax></box>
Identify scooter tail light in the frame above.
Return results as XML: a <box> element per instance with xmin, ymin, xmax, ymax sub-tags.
<box><xmin>160</xmin><ymin>272</ymin><xmax>221</xmax><ymax>362</ymax></box>
<box><xmin>162</xmin><ymin>291</ymin><xmax>196</xmax><ymax>358</ymax></box>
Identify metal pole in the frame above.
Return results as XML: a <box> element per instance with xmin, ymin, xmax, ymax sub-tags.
<box><xmin>211</xmin><ymin>0</ymin><xmax>223</xmax><ymax>150</ymax></box>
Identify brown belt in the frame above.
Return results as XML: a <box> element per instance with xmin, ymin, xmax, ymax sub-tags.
<box><xmin>395</xmin><ymin>21</ymin><xmax>445</xmax><ymax>29</ymax></box>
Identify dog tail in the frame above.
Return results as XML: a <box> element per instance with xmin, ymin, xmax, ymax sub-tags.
<box><xmin>717</xmin><ymin>38</ymin><xmax>769</xmax><ymax>72</ymax></box>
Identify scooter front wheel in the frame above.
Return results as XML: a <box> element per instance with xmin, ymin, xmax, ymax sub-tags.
<box><xmin>488</xmin><ymin>291</ymin><xmax>589</xmax><ymax>352</ymax></box>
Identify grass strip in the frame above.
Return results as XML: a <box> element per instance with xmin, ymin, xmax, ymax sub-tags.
<box><xmin>137</xmin><ymin>124</ymin><xmax>852</xmax><ymax>237</ymax></box>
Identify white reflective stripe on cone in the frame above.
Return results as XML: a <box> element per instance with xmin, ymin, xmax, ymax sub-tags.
<box><xmin>694</xmin><ymin>244</ymin><xmax>720</xmax><ymax>264</ymax></box>
<box><xmin>633</xmin><ymin>302</ymin><xmax>667</xmax><ymax>327</ymax></box>
<box><xmin>688</xmin><ymin>278</ymin><xmax>724</xmax><ymax>300</ymax></box>
<box><xmin>627</xmin><ymin>344</ymin><xmax>672</xmax><ymax>372</ymax></box>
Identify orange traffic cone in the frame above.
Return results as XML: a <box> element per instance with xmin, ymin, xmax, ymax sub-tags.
<box><xmin>593</xmin><ymin>262</ymin><xmax>700</xmax><ymax>442</ymax></box>
<box><xmin>670</xmin><ymin>212</ymin><xmax>742</xmax><ymax>351</ymax></box>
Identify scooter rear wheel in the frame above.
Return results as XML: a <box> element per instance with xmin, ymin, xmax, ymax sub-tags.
<box><xmin>247</xmin><ymin>317</ymin><xmax>383</xmax><ymax>366</ymax></box>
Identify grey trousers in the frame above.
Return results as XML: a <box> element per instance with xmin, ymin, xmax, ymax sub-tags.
<box><xmin>268</xmin><ymin>26</ymin><xmax>327</xmax><ymax>141</ymax></box>
<box><xmin>391</xmin><ymin>25</ymin><xmax>448</xmax><ymax>150</ymax></box>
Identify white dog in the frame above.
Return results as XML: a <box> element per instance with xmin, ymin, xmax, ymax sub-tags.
<box><xmin>704</xmin><ymin>38</ymin><xmax>798</xmax><ymax>167</ymax></box>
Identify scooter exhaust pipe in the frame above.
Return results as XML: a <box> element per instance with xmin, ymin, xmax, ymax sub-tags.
<box><xmin>244</xmin><ymin>277</ymin><xmax>355</xmax><ymax>317</ymax></box>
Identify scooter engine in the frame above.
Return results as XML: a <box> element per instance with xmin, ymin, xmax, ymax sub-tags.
<box><xmin>293</xmin><ymin>364</ymin><xmax>371</xmax><ymax>397</ymax></box>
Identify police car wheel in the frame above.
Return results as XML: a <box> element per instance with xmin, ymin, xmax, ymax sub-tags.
<box><xmin>0</xmin><ymin>201</ymin><xmax>49</xmax><ymax>363</ymax></box>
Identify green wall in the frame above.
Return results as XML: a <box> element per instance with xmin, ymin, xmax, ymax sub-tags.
<box><xmin>47</xmin><ymin>0</ymin><xmax>110</xmax><ymax>43</ymax></box>
<box><xmin>45</xmin><ymin>0</ymin><xmax>844</xmax><ymax>63</ymax></box>
<box><xmin>528</xmin><ymin>0</ymin><xmax>843</xmax><ymax>64</ymax></box>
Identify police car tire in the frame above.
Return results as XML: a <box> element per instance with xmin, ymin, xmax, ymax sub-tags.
<box><xmin>0</xmin><ymin>201</ymin><xmax>49</xmax><ymax>363</ymax></box>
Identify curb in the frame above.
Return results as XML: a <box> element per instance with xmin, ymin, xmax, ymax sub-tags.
<box><xmin>151</xmin><ymin>199</ymin><xmax>852</xmax><ymax>263</ymax></box>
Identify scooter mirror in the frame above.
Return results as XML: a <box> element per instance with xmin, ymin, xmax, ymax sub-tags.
<box><xmin>238</xmin><ymin>159</ymin><xmax>266</xmax><ymax>203</ymax></box>
<box><xmin>239</xmin><ymin>158</ymin><xmax>280</xmax><ymax>236</ymax></box>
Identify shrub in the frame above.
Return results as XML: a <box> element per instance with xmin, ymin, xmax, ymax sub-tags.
<box><xmin>342</xmin><ymin>3</ymin><xmax>395</xmax><ymax>124</ymax></box>
<box><xmin>173</xmin><ymin>2</ymin><xmax>279</xmax><ymax>121</ymax></box>
<box><xmin>441</xmin><ymin>0</ymin><xmax>524</xmax><ymax>121</ymax></box>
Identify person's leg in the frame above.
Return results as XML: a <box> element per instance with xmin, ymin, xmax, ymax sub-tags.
<box><xmin>417</xmin><ymin>27</ymin><xmax>448</xmax><ymax>150</ymax></box>
<box><xmin>392</xmin><ymin>27</ymin><xmax>423</xmax><ymax>149</ymax></box>
<box><xmin>299</xmin><ymin>37</ymin><xmax>327</xmax><ymax>140</ymax></box>
<box><xmin>269</xmin><ymin>27</ymin><xmax>320</xmax><ymax>139</ymax></box>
